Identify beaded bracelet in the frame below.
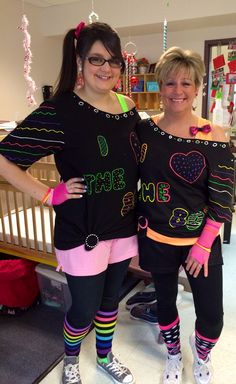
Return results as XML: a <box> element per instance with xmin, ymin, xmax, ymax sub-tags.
<box><xmin>41</xmin><ymin>187</ymin><xmax>52</xmax><ymax>204</ymax></box>
<box><xmin>195</xmin><ymin>242</ymin><xmax>211</xmax><ymax>253</ymax></box>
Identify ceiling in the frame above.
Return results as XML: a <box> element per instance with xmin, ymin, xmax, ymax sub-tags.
<box><xmin>24</xmin><ymin>1</ymin><xmax>236</xmax><ymax>37</ymax></box>
<box><xmin>116</xmin><ymin>13</ymin><xmax>236</xmax><ymax>37</ymax></box>
<box><xmin>25</xmin><ymin>0</ymin><xmax>78</xmax><ymax>6</ymax></box>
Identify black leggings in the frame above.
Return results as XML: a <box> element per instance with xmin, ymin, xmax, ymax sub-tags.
<box><xmin>65</xmin><ymin>258</ymin><xmax>131</xmax><ymax>328</ymax></box>
<box><xmin>152</xmin><ymin>265</ymin><xmax>223</xmax><ymax>339</ymax></box>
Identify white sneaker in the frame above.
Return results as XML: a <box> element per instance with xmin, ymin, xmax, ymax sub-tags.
<box><xmin>162</xmin><ymin>353</ymin><xmax>183</xmax><ymax>384</ymax></box>
<box><xmin>189</xmin><ymin>334</ymin><xmax>213</xmax><ymax>384</ymax></box>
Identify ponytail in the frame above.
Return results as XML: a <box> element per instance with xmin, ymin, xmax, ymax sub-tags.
<box><xmin>53</xmin><ymin>29</ymin><xmax>78</xmax><ymax>97</ymax></box>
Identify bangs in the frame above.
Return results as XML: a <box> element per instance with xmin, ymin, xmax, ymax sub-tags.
<box><xmin>163</xmin><ymin>63</ymin><xmax>195</xmax><ymax>83</ymax></box>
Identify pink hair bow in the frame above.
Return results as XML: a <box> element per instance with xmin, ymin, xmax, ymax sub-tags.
<box><xmin>190</xmin><ymin>124</ymin><xmax>212</xmax><ymax>136</ymax></box>
<box><xmin>75</xmin><ymin>21</ymin><xmax>85</xmax><ymax>39</ymax></box>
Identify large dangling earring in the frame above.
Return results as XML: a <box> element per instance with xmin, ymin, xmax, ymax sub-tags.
<box><xmin>76</xmin><ymin>64</ymin><xmax>84</xmax><ymax>90</ymax></box>
<box><xmin>192</xmin><ymin>96</ymin><xmax>198</xmax><ymax>111</ymax></box>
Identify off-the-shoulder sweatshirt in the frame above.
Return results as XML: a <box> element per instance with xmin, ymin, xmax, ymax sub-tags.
<box><xmin>137</xmin><ymin>116</ymin><xmax>234</xmax><ymax>240</ymax></box>
<box><xmin>0</xmin><ymin>92</ymin><xmax>141</xmax><ymax>250</ymax></box>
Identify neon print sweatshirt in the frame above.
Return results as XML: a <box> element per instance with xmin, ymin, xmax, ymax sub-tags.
<box><xmin>137</xmin><ymin>117</ymin><xmax>234</xmax><ymax>239</ymax></box>
<box><xmin>0</xmin><ymin>92</ymin><xmax>141</xmax><ymax>250</ymax></box>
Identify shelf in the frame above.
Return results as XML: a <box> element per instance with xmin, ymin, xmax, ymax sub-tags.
<box><xmin>117</xmin><ymin>73</ymin><xmax>160</xmax><ymax>111</ymax></box>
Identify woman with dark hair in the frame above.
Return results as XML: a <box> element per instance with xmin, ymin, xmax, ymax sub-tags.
<box><xmin>0</xmin><ymin>22</ymin><xmax>140</xmax><ymax>384</ymax></box>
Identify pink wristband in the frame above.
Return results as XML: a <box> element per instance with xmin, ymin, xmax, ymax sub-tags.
<box><xmin>188</xmin><ymin>243</ymin><xmax>210</xmax><ymax>265</ymax></box>
<box><xmin>48</xmin><ymin>182</ymin><xmax>69</xmax><ymax>205</ymax></box>
<box><xmin>198</xmin><ymin>218</ymin><xmax>221</xmax><ymax>248</ymax></box>
<box><xmin>189</xmin><ymin>218</ymin><xmax>222</xmax><ymax>265</ymax></box>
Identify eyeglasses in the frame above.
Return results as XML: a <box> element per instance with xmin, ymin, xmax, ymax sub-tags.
<box><xmin>86</xmin><ymin>56</ymin><xmax>122</xmax><ymax>68</ymax></box>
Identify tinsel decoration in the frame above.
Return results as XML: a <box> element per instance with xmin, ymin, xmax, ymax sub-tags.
<box><xmin>123</xmin><ymin>42</ymin><xmax>137</xmax><ymax>98</ymax></box>
<box><xmin>163</xmin><ymin>18</ymin><xmax>168</xmax><ymax>52</ymax></box>
<box><xmin>123</xmin><ymin>52</ymin><xmax>134</xmax><ymax>98</ymax></box>
<box><xmin>18</xmin><ymin>15</ymin><xmax>37</xmax><ymax>106</ymax></box>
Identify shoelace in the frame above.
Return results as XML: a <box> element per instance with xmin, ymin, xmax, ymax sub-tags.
<box><xmin>65</xmin><ymin>363</ymin><xmax>80</xmax><ymax>383</ymax></box>
<box><xmin>106</xmin><ymin>358</ymin><xmax>129</xmax><ymax>377</ymax></box>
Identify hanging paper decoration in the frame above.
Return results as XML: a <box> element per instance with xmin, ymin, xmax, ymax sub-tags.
<box><xmin>88</xmin><ymin>0</ymin><xmax>99</xmax><ymax>23</ymax></box>
<box><xmin>18</xmin><ymin>15</ymin><xmax>37</xmax><ymax>106</ymax></box>
<box><xmin>163</xmin><ymin>18</ymin><xmax>168</xmax><ymax>52</ymax></box>
<box><xmin>123</xmin><ymin>41</ymin><xmax>138</xmax><ymax>98</ymax></box>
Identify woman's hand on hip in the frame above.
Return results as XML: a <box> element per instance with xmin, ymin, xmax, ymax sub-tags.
<box><xmin>64</xmin><ymin>177</ymin><xmax>87</xmax><ymax>198</ymax></box>
<box><xmin>48</xmin><ymin>177</ymin><xmax>87</xmax><ymax>205</ymax></box>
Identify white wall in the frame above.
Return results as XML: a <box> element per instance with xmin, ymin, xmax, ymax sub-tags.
<box><xmin>1</xmin><ymin>0</ymin><xmax>236</xmax><ymax>120</ymax></box>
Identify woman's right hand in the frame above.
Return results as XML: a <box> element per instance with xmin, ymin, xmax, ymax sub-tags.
<box><xmin>47</xmin><ymin>177</ymin><xmax>87</xmax><ymax>205</ymax></box>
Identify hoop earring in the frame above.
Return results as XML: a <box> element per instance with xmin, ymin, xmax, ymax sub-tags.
<box><xmin>192</xmin><ymin>97</ymin><xmax>198</xmax><ymax>111</ymax></box>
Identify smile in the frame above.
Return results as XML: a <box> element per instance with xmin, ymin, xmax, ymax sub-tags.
<box><xmin>96</xmin><ymin>74</ymin><xmax>112</xmax><ymax>80</ymax></box>
<box><xmin>171</xmin><ymin>98</ymin><xmax>186</xmax><ymax>102</ymax></box>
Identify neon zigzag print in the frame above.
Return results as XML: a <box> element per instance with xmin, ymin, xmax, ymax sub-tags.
<box><xmin>208</xmin><ymin>164</ymin><xmax>234</xmax><ymax>221</ymax></box>
<box><xmin>15</xmin><ymin>127</ymin><xmax>64</xmax><ymax>134</ymax></box>
<box><xmin>1</xmin><ymin>142</ymin><xmax>62</xmax><ymax>150</ymax></box>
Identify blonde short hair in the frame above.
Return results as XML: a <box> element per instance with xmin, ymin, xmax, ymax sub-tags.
<box><xmin>155</xmin><ymin>46</ymin><xmax>205</xmax><ymax>89</ymax></box>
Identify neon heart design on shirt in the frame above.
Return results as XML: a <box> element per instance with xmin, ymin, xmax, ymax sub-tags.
<box><xmin>170</xmin><ymin>151</ymin><xmax>206</xmax><ymax>183</ymax></box>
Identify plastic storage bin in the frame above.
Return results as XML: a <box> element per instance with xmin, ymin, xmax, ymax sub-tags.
<box><xmin>35</xmin><ymin>264</ymin><xmax>71</xmax><ymax>312</ymax></box>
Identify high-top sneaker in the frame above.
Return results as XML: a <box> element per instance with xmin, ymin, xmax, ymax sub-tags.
<box><xmin>162</xmin><ymin>353</ymin><xmax>183</xmax><ymax>384</ymax></box>
<box><xmin>61</xmin><ymin>355</ymin><xmax>81</xmax><ymax>384</ymax></box>
<box><xmin>97</xmin><ymin>351</ymin><xmax>135</xmax><ymax>383</ymax></box>
<box><xmin>190</xmin><ymin>334</ymin><xmax>213</xmax><ymax>384</ymax></box>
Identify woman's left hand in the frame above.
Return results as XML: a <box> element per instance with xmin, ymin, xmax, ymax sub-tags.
<box><xmin>185</xmin><ymin>252</ymin><xmax>209</xmax><ymax>278</ymax></box>
<box><xmin>49</xmin><ymin>177</ymin><xmax>87</xmax><ymax>205</ymax></box>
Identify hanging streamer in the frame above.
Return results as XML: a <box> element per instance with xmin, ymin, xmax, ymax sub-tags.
<box><xmin>18</xmin><ymin>14</ymin><xmax>37</xmax><ymax>106</ymax></box>
<box><xmin>163</xmin><ymin>18</ymin><xmax>168</xmax><ymax>52</ymax></box>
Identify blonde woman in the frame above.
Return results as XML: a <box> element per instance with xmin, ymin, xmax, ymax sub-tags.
<box><xmin>137</xmin><ymin>47</ymin><xmax>234</xmax><ymax>384</ymax></box>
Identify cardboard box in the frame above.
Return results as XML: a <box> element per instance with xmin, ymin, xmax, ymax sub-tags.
<box><xmin>35</xmin><ymin>264</ymin><xmax>71</xmax><ymax>312</ymax></box>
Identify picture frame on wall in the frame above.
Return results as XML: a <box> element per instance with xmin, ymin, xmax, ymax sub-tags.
<box><xmin>226</xmin><ymin>72</ymin><xmax>236</xmax><ymax>84</ymax></box>
<box><xmin>149</xmin><ymin>63</ymin><xmax>156</xmax><ymax>73</ymax></box>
